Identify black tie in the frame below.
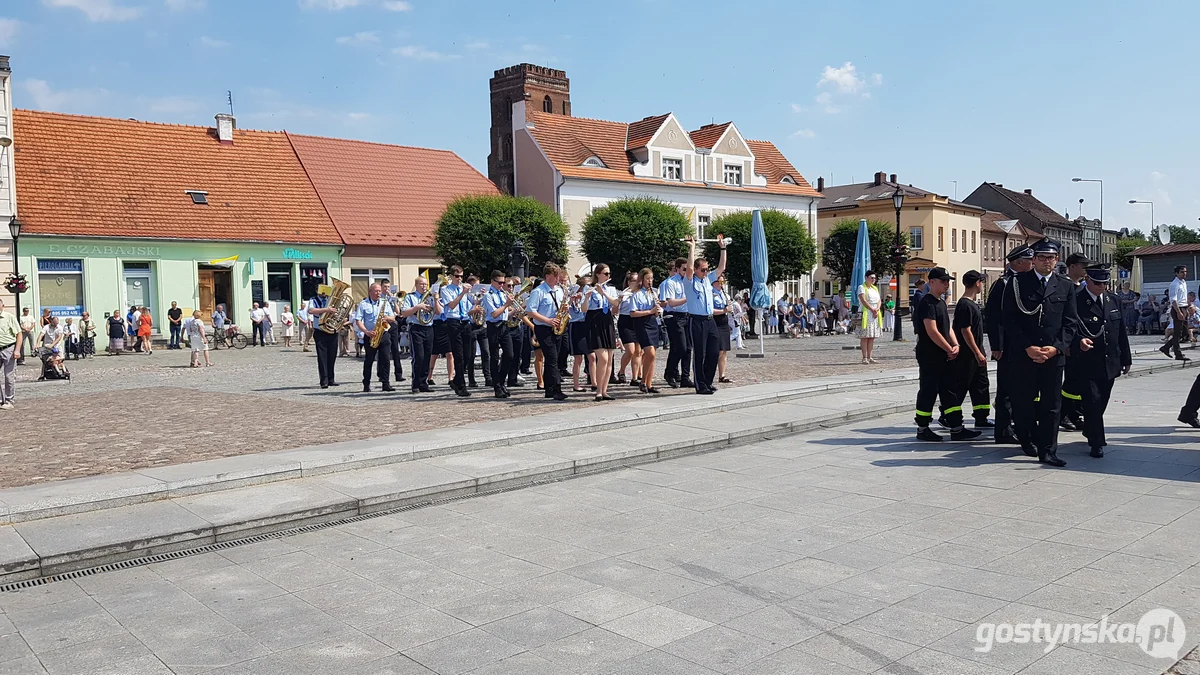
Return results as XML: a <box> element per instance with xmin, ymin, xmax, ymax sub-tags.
<box><xmin>1040</xmin><ymin>276</ymin><xmax>1047</xmax><ymax>292</ymax></box>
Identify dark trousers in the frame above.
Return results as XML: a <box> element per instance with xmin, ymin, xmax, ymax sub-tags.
<box><xmin>447</xmin><ymin>319</ymin><xmax>469</xmax><ymax>390</ymax></box>
<box><xmin>994</xmin><ymin>358</ymin><xmax>1013</xmax><ymax>432</ymax></box>
<box><xmin>409</xmin><ymin>325</ymin><xmax>432</xmax><ymax>390</ymax></box>
<box><xmin>469</xmin><ymin>326</ymin><xmax>491</xmax><ymax>384</ymax></box>
<box><xmin>1080</xmin><ymin>377</ymin><xmax>1115</xmax><ymax>448</ymax></box>
<box><xmin>1061</xmin><ymin>382</ymin><xmax>1084</xmax><ymax>424</ymax></box>
<box><xmin>362</xmin><ymin>331</ymin><xmax>392</xmax><ymax>386</ymax></box>
<box><xmin>252</xmin><ymin>322</ymin><xmax>266</xmax><ymax>346</ymax></box>
<box><xmin>1164</xmin><ymin>313</ymin><xmax>1185</xmax><ymax>357</ymax></box>
<box><xmin>534</xmin><ymin>325</ymin><xmax>564</xmax><ymax>396</ymax></box>
<box><xmin>915</xmin><ymin>350</ymin><xmax>955</xmax><ymax>427</ymax></box>
<box><xmin>940</xmin><ymin>355</ymin><xmax>991</xmax><ymax>427</ymax></box>
<box><xmin>664</xmin><ymin>314</ymin><xmax>692</xmax><ymax>383</ymax></box>
<box><xmin>388</xmin><ymin>324</ymin><xmax>404</xmax><ymax>380</ymax></box>
<box><xmin>965</xmin><ymin>357</ymin><xmax>992</xmax><ymax>422</ymax></box>
<box><xmin>169</xmin><ymin>323</ymin><xmax>182</xmax><ymax>348</ymax></box>
<box><xmin>314</xmin><ymin>330</ymin><xmax>339</xmax><ymax>386</ymax></box>
<box><xmin>1182</xmin><ymin>372</ymin><xmax>1200</xmax><ymax>419</ymax></box>
<box><xmin>556</xmin><ymin>329</ymin><xmax>569</xmax><ymax>378</ymax></box>
<box><xmin>487</xmin><ymin>322</ymin><xmax>512</xmax><ymax>388</ymax></box>
<box><xmin>509</xmin><ymin>324</ymin><xmax>524</xmax><ymax>385</ymax></box>
<box><xmin>1011</xmin><ymin>359</ymin><xmax>1066</xmax><ymax>453</ymax></box>
<box><xmin>689</xmin><ymin>315</ymin><xmax>719</xmax><ymax>392</ymax></box>
<box><xmin>520</xmin><ymin>324</ymin><xmax>533</xmax><ymax>372</ymax></box>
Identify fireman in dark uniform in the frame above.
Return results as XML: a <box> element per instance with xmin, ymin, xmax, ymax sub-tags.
<box><xmin>913</xmin><ymin>267</ymin><xmax>980</xmax><ymax>442</ymax></box>
<box><xmin>1059</xmin><ymin>253</ymin><xmax>1091</xmax><ymax>432</ymax></box>
<box><xmin>1067</xmin><ymin>264</ymin><xmax>1131</xmax><ymax>457</ymax></box>
<box><xmin>1002</xmin><ymin>238</ymin><xmax>1079</xmax><ymax>467</ymax></box>
<box><xmin>985</xmin><ymin>244</ymin><xmax>1033</xmax><ymax>445</ymax></box>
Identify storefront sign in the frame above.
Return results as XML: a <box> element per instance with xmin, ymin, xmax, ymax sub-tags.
<box><xmin>37</xmin><ymin>259</ymin><xmax>83</xmax><ymax>273</ymax></box>
<box><xmin>46</xmin><ymin>244</ymin><xmax>161</xmax><ymax>256</ymax></box>
<box><xmin>283</xmin><ymin>248</ymin><xmax>314</xmax><ymax>260</ymax></box>
<box><xmin>47</xmin><ymin>305</ymin><xmax>84</xmax><ymax>317</ymax></box>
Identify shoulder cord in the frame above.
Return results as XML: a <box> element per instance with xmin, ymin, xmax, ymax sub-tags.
<box><xmin>1076</xmin><ymin>294</ymin><xmax>1106</xmax><ymax>340</ymax></box>
<box><xmin>1010</xmin><ymin>275</ymin><xmax>1044</xmax><ymax>324</ymax></box>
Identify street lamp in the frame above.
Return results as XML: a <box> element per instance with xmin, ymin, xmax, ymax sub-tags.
<box><xmin>892</xmin><ymin>189</ymin><xmax>905</xmax><ymax>341</ymax></box>
<box><xmin>7</xmin><ymin>216</ymin><xmax>21</xmax><ymax>355</ymax></box>
<box><xmin>1129</xmin><ymin>200</ymin><xmax>1154</xmax><ymax>235</ymax></box>
<box><xmin>508</xmin><ymin>240</ymin><xmax>528</xmax><ymax>279</ymax></box>
<box><xmin>1072</xmin><ymin>177</ymin><xmax>1103</xmax><ymax>226</ymax></box>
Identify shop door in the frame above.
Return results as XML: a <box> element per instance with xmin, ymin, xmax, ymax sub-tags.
<box><xmin>123</xmin><ymin>263</ymin><xmax>156</xmax><ymax>329</ymax></box>
<box><xmin>198</xmin><ymin>270</ymin><xmax>215</xmax><ymax>322</ymax></box>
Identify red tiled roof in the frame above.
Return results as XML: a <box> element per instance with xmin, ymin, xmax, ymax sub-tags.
<box><xmin>689</xmin><ymin>122</ymin><xmax>731</xmax><ymax>149</ymax></box>
<box><xmin>287</xmin><ymin>133</ymin><xmax>499</xmax><ymax>247</ymax></box>
<box><xmin>745</xmin><ymin>140</ymin><xmax>819</xmax><ymax>193</ymax></box>
<box><xmin>12</xmin><ymin>109</ymin><xmax>341</xmax><ymax>244</ymax></box>
<box><xmin>626</xmin><ymin>113</ymin><xmax>670</xmax><ymax>150</ymax></box>
<box><xmin>980</xmin><ymin>210</ymin><xmax>1025</xmax><ymax>236</ymax></box>
<box><xmin>525</xmin><ymin>111</ymin><xmax>821</xmax><ymax>198</ymax></box>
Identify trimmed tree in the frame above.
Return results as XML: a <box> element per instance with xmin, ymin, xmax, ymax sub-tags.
<box><xmin>822</xmin><ymin>218</ymin><xmax>908</xmax><ymax>285</ymax></box>
<box><xmin>1114</xmin><ymin>236</ymin><xmax>1150</xmax><ymax>271</ymax></box>
<box><xmin>434</xmin><ymin>195</ymin><xmax>569</xmax><ymax>277</ymax></box>
<box><xmin>701</xmin><ymin>209</ymin><xmax>817</xmax><ymax>290</ymax></box>
<box><xmin>580</xmin><ymin>196</ymin><xmax>692</xmax><ymax>283</ymax></box>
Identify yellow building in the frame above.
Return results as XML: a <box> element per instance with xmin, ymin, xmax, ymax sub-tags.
<box><xmin>815</xmin><ymin>172</ymin><xmax>985</xmax><ymax>307</ymax></box>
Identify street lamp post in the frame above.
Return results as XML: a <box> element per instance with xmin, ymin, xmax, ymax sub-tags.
<box><xmin>1129</xmin><ymin>200</ymin><xmax>1154</xmax><ymax>235</ymax></box>
<box><xmin>893</xmin><ymin>189</ymin><xmax>905</xmax><ymax>341</ymax></box>
<box><xmin>1072</xmin><ymin>177</ymin><xmax>1103</xmax><ymax>227</ymax></box>
<box><xmin>7</xmin><ymin>216</ymin><xmax>20</xmax><ymax>358</ymax></box>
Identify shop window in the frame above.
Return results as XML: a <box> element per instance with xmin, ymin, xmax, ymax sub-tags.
<box><xmin>37</xmin><ymin>259</ymin><xmax>85</xmax><ymax>317</ymax></box>
<box><xmin>267</xmin><ymin>262</ymin><xmax>294</xmax><ymax>316</ymax></box>
<box><xmin>351</xmin><ymin>267</ymin><xmax>393</xmax><ymax>301</ymax></box>
<box><xmin>909</xmin><ymin>227</ymin><xmax>923</xmax><ymax>250</ymax></box>
<box><xmin>299</xmin><ymin>263</ymin><xmax>327</xmax><ymax>302</ymax></box>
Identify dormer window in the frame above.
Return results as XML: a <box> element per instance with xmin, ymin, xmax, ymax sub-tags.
<box><xmin>723</xmin><ymin>164</ymin><xmax>742</xmax><ymax>186</ymax></box>
<box><xmin>781</xmin><ymin>175</ymin><xmax>796</xmax><ymax>185</ymax></box>
<box><xmin>581</xmin><ymin>156</ymin><xmax>606</xmax><ymax>168</ymax></box>
<box><xmin>662</xmin><ymin>157</ymin><xmax>683</xmax><ymax>181</ymax></box>
<box><xmin>185</xmin><ymin>190</ymin><xmax>208</xmax><ymax>205</ymax></box>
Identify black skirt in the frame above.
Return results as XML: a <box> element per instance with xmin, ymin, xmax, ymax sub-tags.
<box><xmin>587</xmin><ymin>309</ymin><xmax>616</xmax><ymax>350</ymax></box>
<box><xmin>616</xmin><ymin>314</ymin><xmax>637</xmax><ymax>346</ymax></box>
<box><xmin>716</xmin><ymin>316</ymin><xmax>732</xmax><ymax>352</ymax></box>
<box><xmin>431</xmin><ymin>320</ymin><xmax>450</xmax><ymax>355</ymax></box>
<box><xmin>633</xmin><ymin>315</ymin><xmax>661</xmax><ymax>349</ymax></box>
<box><xmin>569</xmin><ymin>321</ymin><xmax>590</xmax><ymax>355</ymax></box>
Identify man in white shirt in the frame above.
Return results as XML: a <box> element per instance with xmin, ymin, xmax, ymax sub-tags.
<box><xmin>1161</xmin><ymin>265</ymin><xmax>1190</xmax><ymax>361</ymax></box>
<box><xmin>297</xmin><ymin>299</ymin><xmax>313</xmax><ymax>352</ymax></box>
<box><xmin>249</xmin><ymin>302</ymin><xmax>266</xmax><ymax>347</ymax></box>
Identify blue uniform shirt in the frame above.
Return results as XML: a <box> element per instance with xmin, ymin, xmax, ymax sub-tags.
<box><xmin>355</xmin><ymin>297</ymin><xmax>395</xmax><ymax>332</ymax></box>
<box><xmin>632</xmin><ymin>288</ymin><xmax>658</xmax><ymax>313</ymax></box>
<box><xmin>659</xmin><ymin>274</ymin><xmax>687</xmax><ymax>313</ymax></box>
<box><xmin>525</xmin><ymin>282</ymin><xmax>563</xmax><ymax>327</ymax></box>
<box><xmin>439</xmin><ymin>283</ymin><xmax>466</xmax><ymax>320</ymax></box>
<box><xmin>482</xmin><ymin>286</ymin><xmax>509</xmax><ymax>323</ymax></box>
<box><xmin>685</xmin><ymin>271</ymin><xmax>717</xmax><ymax>316</ymax></box>
<box><xmin>588</xmin><ymin>283</ymin><xmax>617</xmax><ymax>314</ymax></box>
<box><xmin>713</xmin><ymin>288</ymin><xmax>728</xmax><ymax>311</ymax></box>
<box><xmin>619</xmin><ymin>289</ymin><xmax>636</xmax><ymax>316</ymax></box>
<box><xmin>568</xmin><ymin>290</ymin><xmax>587</xmax><ymax>323</ymax></box>
<box><xmin>403</xmin><ymin>292</ymin><xmax>434</xmax><ymax>326</ymax></box>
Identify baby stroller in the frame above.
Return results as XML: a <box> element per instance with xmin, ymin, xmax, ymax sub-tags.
<box><xmin>38</xmin><ymin>347</ymin><xmax>71</xmax><ymax>381</ymax></box>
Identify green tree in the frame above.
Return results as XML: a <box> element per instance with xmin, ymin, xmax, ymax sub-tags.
<box><xmin>434</xmin><ymin>195</ymin><xmax>569</xmax><ymax>278</ymax></box>
<box><xmin>1114</xmin><ymin>236</ymin><xmax>1150</xmax><ymax>270</ymax></box>
<box><xmin>1167</xmin><ymin>225</ymin><xmax>1200</xmax><ymax>245</ymax></box>
<box><xmin>580</xmin><ymin>197</ymin><xmax>692</xmax><ymax>283</ymax></box>
<box><xmin>700</xmin><ymin>209</ymin><xmax>816</xmax><ymax>290</ymax></box>
<box><xmin>822</xmin><ymin>218</ymin><xmax>908</xmax><ymax>284</ymax></box>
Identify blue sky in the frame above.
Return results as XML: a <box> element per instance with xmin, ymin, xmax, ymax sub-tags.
<box><xmin>2</xmin><ymin>0</ymin><xmax>1197</xmax><ymax>233</ymax></box>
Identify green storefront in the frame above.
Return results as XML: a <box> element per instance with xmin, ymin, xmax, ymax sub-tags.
<box><xmin>16</xmin><ymin>236</ymin><xmax>342</xmax><ymax>348</ymax></box>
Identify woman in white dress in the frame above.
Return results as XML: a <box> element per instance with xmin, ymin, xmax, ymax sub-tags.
<box><xmin>856</xmin><ymin>270</ymin><xmax>883</xmax><ymax>364</ymax></box>
<box><xmin>280</xmin><ymin>305</ymin><xmax>295</xmax><ymax>348</ymax></box>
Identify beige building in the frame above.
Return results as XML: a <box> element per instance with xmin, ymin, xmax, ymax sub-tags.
<box><xmin>816</xmin><ymin>172</ymin><xmax>985</xmax><ymax>306</ymax></box>
<box><xmin>979</xmin><ymin>210</ymin><xmax>1033</xmax><ymax>296</ymax></box>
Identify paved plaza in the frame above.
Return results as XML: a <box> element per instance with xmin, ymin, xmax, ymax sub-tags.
<box><xmin>0</xmin><ymin>366</ymin><xmax>1198</xmax><ymax>674</ymax></box>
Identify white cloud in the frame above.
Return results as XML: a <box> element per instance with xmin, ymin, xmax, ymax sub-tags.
<box><xmin>198</xmin><ymin>35</ymin><xmax>229</xmax><ymax>48</ymax></box>
<box><xmin>393</xmin><ymin>45</ymin><xmax>459</xmax><ymax>61</ymax></box>
<box><xmin>42</xmin><ymin>0</ymin><xmax>143</xmax><ymax>22</ymax></box>
<box><xmin>818</xmin><ymin>61</ymin><xmax>868</xmax><ymax>94</ymax></box>
<box><xmin>0</xmin><ymin>18</ymin><xmax>18</xmax><ymax>47</ymax></box>
<box><xmin>791</xmin><ymin>129</ymin><xmax>816</xmax><ymax>140</ymax></box>
<box><xmin>335</xmin><ymin>30</ymin><xmax>379</xmax><ymax>45</ymax></box>
<box><xmin>789</xmin><ymin>103</ymin><xmax>804</xmax><ymax>113</ymax></box>
<box><xmin>871</xmin><ymin>73</ymin><xmax>883</xmax><ymax>86</ymax></box>
<box><xmin>346</xmin><ymin>112</ymin><xmax>370</xmax><ymax>121</ymax></box>
<box><xmin>299</xmin><ymin>0</ymin><xmax>364</xmax><ymax>9</ymax></box>
<box><xmin>813</xmin><ymin>61</ymin><xmax>881</xmax><ymax>114</ymax></box>
<box><xmin>23</xmin><ymin>79</ymin><xmax>110</xmax><ymax>111</ymax></box>
<box><xmin>164</xmin><ymin>0</ymin><xmax>204</xmax><ymax>10</ymax></box>
<box><xmin>814</xmin><ymin>92</ymin><xmax>840</xmax><ymax>114</ymax></box>
<box><xmin>465</xmin><ymin>41</ymin><xmax>488</xmax><ymax>50</ymax></box>
<box><xmin>381</xmin><ymin>0</ymin><xmax>411</xmax><ymax>10</ymax></box>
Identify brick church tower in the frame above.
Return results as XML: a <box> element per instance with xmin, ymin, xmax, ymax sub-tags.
<box><xmin>488</xmin><ymin>64</ymin><xmax>571</xmax><ymax>195</ymax></box>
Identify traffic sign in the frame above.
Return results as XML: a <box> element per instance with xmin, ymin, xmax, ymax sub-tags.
<box><xmin>1119</xmin><ymin>269</ymin><xmax>1130</xmax><ymax>279</ymax></box>
<box><xmin>888</xmin><ymin>279</ymin><xmax>897</xmax><ymax>289</ymax></box>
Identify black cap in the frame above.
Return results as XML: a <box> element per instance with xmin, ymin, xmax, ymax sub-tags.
<box><xmin>1032</xmin><ymin>238</ymin><xmax>1060</xmax><ymax>255</ymax></box>
<box><xmin>1065</xmin><ymin>252</ymin><xmax>1090</xmax><ymax>267</ymax></box>
<box><xmin>962</xmin><ymin>270</ymin><xmax>984</xmax><ymax>287</ymax></box>
<box><xmin>1006</xmin><ymin>245</ymin><xmax>1034</xmax><ymax>262</ymax></box>
<box><xmin>1084</xmin><ymin>263</ymin><xmax>1111</xmax><ymax>282</ymax></box>
<box><xmin>928</xmin><ymin>267</ymin><xmax>953</xmax><ymax>282</ymax></box>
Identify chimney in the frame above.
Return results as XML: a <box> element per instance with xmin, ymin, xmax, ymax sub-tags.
<box><xmin>873</xmin><ymin>171</ymin><xmax>885</xmax><ymax>186</ymax></box>
<box><xmin>0</xmin><ymin>56</ymin><xmax>10</xmax><ymax>73</ymax></box>
<box><xmin>889</xmin><ymin>173</ymin><xmax>897</xmax><ymax>183</ymax></box>
<box><xmin>817</xmin><ymin>176</ymin><xmax>825</xmax><ymax>192</ymax></box>
<box><xmin>215</xmin><ymin>113</ymin><xmax>235</xmax><ymax>144</ymax></box>
<box><xmin>1024</xmin><ymin>189</ymin><xmax>1033</xmax><ymax>195</ymax></box>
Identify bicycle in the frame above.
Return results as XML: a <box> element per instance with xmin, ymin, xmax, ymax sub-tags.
<box><xmin>210</xmin><ymin>324</ymin><xmax>248</xmax><ymax>349</ymax></box>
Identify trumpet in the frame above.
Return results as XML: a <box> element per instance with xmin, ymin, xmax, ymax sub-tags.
<box><xmin>681</xmin><ymin>236</ymin><xmax>733</xmax><ymax>245</ymax></box>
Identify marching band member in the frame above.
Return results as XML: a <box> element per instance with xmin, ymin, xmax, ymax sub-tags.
<box><xmin>616</xmin><ymin>271</ymin><xmax>642</xmax><ymax>386</ymax></box>
<box><xmin>660</xmin><ymin>259</ymin><xmax>692</xmax><ymax>388</ymax></box>
<box><xmin>429</xmin><ymin>275</ymin><xmax>452</xmax><ymax>389</ymax></box>
<box><xmin>1068</xmin><ymin>264</ymin><xmax>1131</xmax><ymax>457</ymax></box>
<box><xmin>683</xmin><ymin>236</ymin><xmax>728</xmax><ymax>394</ymax></box>
<box><xmin>506</xmin><ymin>276</ymin><xmax>526</xmax><ymax>389</ymax></box>
<box><xmin>525</xmin><ymin>263</ymin><xmax>569</xmax><ymax>401</ymax></box>
<box><xmin>713</xmin><ymin>275</ymin><xmax>733</xmax><ymax>384</ymax></box>
<box><xmin>569</xmin><ymin>274</ymin><xmax>593</xmax><ymax>393</ymax></box>
<box><xmin>355</xmin><ymin>282</ymin><xmax>396</xmax><ymax>393</ymax></box>
<box><xmin>385</xmin><ymin>283</ymin><xmax>405</xmax><ymax>384</ymax></box>
<box><xmin>464</xmin><ymin>275</ymin><xmax>491</xmax><ymax>389</ymax></box>
<box><xmin>439</xmin><ymin>266</ymin><xmax>472</xmax><ymax>397</ymax></box>
<box><xmin>401</xmin><ymin>276</ymin><xmax>435</xmax><ymax>394</ymax></box>
<box><xmin>306</xmin><ymin>284</ymin><xmax>342</xmax><ymax>389</ymax></box>
<box><xmin>587</xmin><ymin>263</ymin><xmax>622</xmax><ymax>401</ymax></box>
<box><xmin>483</xmin><ymin>270</ymin><xmax>515</xmax><ymax>398</ymax></box>
<box><xmin>985</xmin><ymin>244</ymin><xmax>1034</xmax><ymax>444</ymax></box>
<box><xmin>630</xmin><ymin>267</ymin><xmax>664</xmax><ymax>394</ymax></box>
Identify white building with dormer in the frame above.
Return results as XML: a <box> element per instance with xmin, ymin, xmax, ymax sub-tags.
<box><xmin>0</xmin><ymin>56</ymin><xmax>15</xmax><ymax>308</ymax></box>
<box><xmin>509</xmin><ymin>97</ymin><xmax>822</xmax><ymax>293</ymax></box>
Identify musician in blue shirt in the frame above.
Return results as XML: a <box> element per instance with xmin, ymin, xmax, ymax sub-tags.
<box><xmin>462</xmin><ymin>274</ymin><xmax>490</xmax><ymax>390</ymax></box>
<box><xmin>400</xmin><ymin>276</ymin><xmax>436</xmax><ymax>394</ymax></box>
<box><xmin>383</xmin><ymin>282</ymin><xmax>405</xmax><ymax>385</ymax></box>
<box><xmin>482</xmin><ymin>270</ymin><xmax>516</xmax><ymax>398</ymax></box>
<box><xmin>568</xmin><ymin>273</ymin><xmax>592</xmax><ymax>395</ymax></box>
<box><xmin>659</xmin><ymin>258</ymin><xmax>692</xmax><ymax>388</ymax></box>
<box><xmin>683</xmin><ymin>235</ymin><xmax>728</xmax><ymax>394</ymax></box>
<box><xmin>630</xmin><ymin>267</ymin><xmax>664</xmax><ymax>394</ymax></box>
<box><xmin>438</xmin><ymin>266</ymin><xmax>472</xmax><ymax>397</ymax></box>
<box><xmin>525</xmin><ymin>263</ymin><xmax>569</xmax><ymax>401</ymax></box>
<box><xmin>586</xmin><ymin>263</ymin><xmax>622</xmax><ymax>401</ymax></box>
<box><xmin>354</xmin><ymin>283</ymin><xmax>396</xmax><ymax>393</ymax></box>
<box><xmin>306</xmin><ymin>285</ymin><xmax>342</xmax><ymax>389</ymax></box>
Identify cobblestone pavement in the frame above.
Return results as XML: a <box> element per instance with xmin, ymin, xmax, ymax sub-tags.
<box><xmin>0</xmin><ymin>368</ymin><xmax>1197</xmax><ymax>674</ymax></box>
<box><xmin>0</xmin><ymin>334</ymin><xmax>1174</xmax><ymax>488</ymax></box>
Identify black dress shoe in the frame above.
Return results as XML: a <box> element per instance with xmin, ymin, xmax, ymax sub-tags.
<box><xmin>396</xmin><ymin>376</ymin><xmax>407</xmax><ymax>382</ymax></box>
<box><xmin>411</xmin><ymin>387</ymin><xmax>422</xmax><ymax>394</ymax></box>
<box><xmin>645</xmin><ymin>387</ymin><xmax>660</xmax><ymax>395</ymax></box>
<box><xmin>697</xmin><ymin>389</ymin><xmax>714</xmax><ymax>395</ymax></box>
<box><xmin>419</xmin><ymin>385</ymin><xmax>433</xmax><ymax>393</ymax></box>
<box><xmin>362</xmin><ymin>384</ymin><xmax>371</xmax><ymax>393</ymax></box>
<box><xmin>1021</xmin><ymin>442</ymin><xmax>1039</xmax><ymax>457</ymax></box>
<box><xmin>1090</xmin><ymin>447</ymin><xmax>1105</xmax><ymax>458</ymax></box>
<box><xmin>601</xmin><ymin>393</ymin><xmax>615</xmax><ymax>401</ymax></box>
<box><xmin>320</xmin><ymin>384</ymin><xmax>329</xmax><ymax>389</ymax></box>
<box><xmin>1178</xmin><ymin>412</ymin><xmax>1200</xmax><ymax>428</ymax></box>
<box><xmin>468</xmin><ymin>381</ymin><xmax>479</xmax><ymax>388</ymax></box>
<box><xmin>680</xmin><ymin>380</ymin><xmax>695</xmax><ymax>389</ymax></box>
<box><xmin>994</xmin><ymin>433</ymin><xmax>1019</xmax><ymax>445</ymax></box>
<box><xmin>495</xmin><ymin>388</ymin><xmax>506</xmax><ymax>399</ymax></box>
<box><xmin>916</xmin><ymin>427</ymin><xmax>943</xmax><ymax>442</ymax></box>
<box><xmin>1179</xmin><ymin>356</ymin><xmax>1192</xmax><ymax>362</ymax></box>
<box><xmin>1038</xmin><ymin>450</ymin><xmax>1067</xmax><ymax>467</ymax></box>
<box><xmin>1059</xmin><ymin>418</ymin><xmax>1078</xmax><ymax>432</ymax></box>
<box><xmin>552</xmin><ymin>392</ymin><xmax>569</xmax><ymax>401</ymax></box>
<box><xmin>616</xmin><ymin>374</ymin><xmax>626</xmax><ymax>384</ymax></box>
<box><xmin>666</xmin><ymin>379</ymin><xmax>679</xmax><ymax>389</ymax></box>
<box><xmin>328</xmin><ymin>382</ymin><xmax>341</xmax><ymax>387</ymax></box>
<box><xmin>508</xmin><ymin>380</ymin><xmax>524</xmax><ymax>387</ymax></box>
<box><xmin>456</xmin><ymin>387</ymin><xmax>471</xmax><ymax>397</ymax></box>
<box><xmin>974</xmin><ymin>419</ymin><xmax>996</xmax><ymax>428</ymax></box>
<box><xmin>950</xmin><ymin>428</ymin><xmax>983</xmax><ymax>441</ymax></box>
<box><xmin>381</xmin><ymin>384</ymin><xmax>396</xmax><ymax>392</ymax></box>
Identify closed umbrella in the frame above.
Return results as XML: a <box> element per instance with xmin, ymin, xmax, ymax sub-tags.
<box><xmin>849</xmin><ymin>218</ymin><xmax>872</xmax><ymax>313</ymax></box>
<box><xmin>747</xmin><ymin>209</ymin><xmax>769</xmax><ymax>358</ymax></box>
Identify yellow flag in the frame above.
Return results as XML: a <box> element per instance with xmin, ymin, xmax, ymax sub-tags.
<box><xmin>686</xmin><ymin>206</ymin><xmax>696</xmax><ymax>223</ymax></box>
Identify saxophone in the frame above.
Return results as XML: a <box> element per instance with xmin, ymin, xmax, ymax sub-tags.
<box><xmin>318</xmin><ymin>277</ymin><xmax>354</xmax><ymax>334</ymax></box>
<box><xmin>553</xmin><ymin>285</ymin><xmax>576</xmax><ymax>336</ymax></box>
<box><xmin>368</xmin><ymin>298</ymin><xmax>392</xmax><ymax>349</ymax></box>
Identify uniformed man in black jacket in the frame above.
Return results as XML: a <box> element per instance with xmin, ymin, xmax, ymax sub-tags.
<box><xmin>1067</xmin><ymin>264</ymin><xmax>1131</xmax><ymax>458</ymax></box>
<box><xmin>913</xmin><ymin>267</ymin><xmax>980</xmax><ymax>442</ymax></box>
<box><xmin>1002</xmin><ymin>238</ymin><xmax>1079</xmax><ymax>467</ymax></box>
<box><xmin>985</xmin><ymin>244</ymin><xmax>1033</xmax><ymax>444</ymax></box>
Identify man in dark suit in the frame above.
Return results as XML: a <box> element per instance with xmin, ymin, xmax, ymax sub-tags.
<box><xmin>985</xmin><ymin>244</ymin><xmax>1033</xmax><ymax>444</ymax></box>
<box><xmin>1002</xmin><ymin>238</ymin><xmax>1079</xmax><ymax>467</ymax></box>
<box><xmin>1067</xmin><ymin>264</ymin><xmax>1131</xmax><ymax>458</ymax></box>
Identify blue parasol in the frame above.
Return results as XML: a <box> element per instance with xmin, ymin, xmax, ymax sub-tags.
<box><xmin>849</xmin><ymin>218</ymin><xmax>872</xmax><ymax>312</ymax></box>
<box><xmin>750</xmin><ymin>209</ymin><xmax>770</xmax><ymax>309</ymax></box>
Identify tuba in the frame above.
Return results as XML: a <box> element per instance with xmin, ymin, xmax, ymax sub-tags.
<box><xmin>469</xmin><ymin>287</ymin><xmax>486</xmax><ymax>327</ymax></box>
<box><xmin>318</xmin><ymin>277</ymin><xmax>354</xmax><ymax>334</ymax></box>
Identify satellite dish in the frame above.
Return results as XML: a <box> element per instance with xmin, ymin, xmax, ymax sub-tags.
<box><xmin>1158</xmin><ymin>225</ymin><xmax>1172</xmax><ymax>245</ymax></box>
